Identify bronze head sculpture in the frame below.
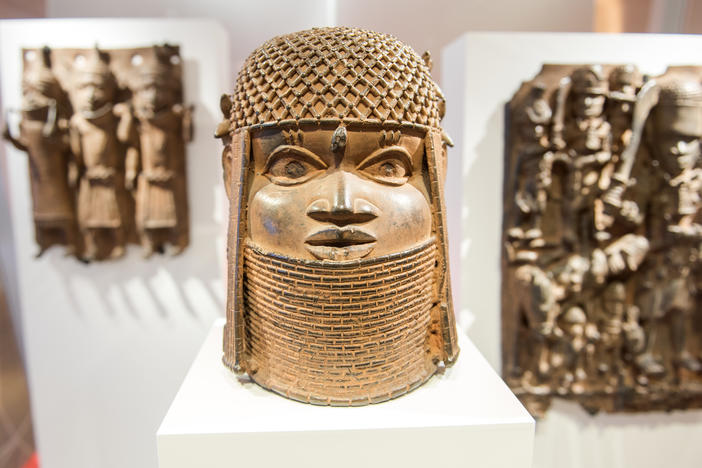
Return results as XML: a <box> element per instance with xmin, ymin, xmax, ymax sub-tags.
<box><xmin>217</xmin><ymin>27</ymin><xmax>459</xmax><ymax>405</ymax></box>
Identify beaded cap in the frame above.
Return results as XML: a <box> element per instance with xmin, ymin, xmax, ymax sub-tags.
<box><xmin>226</xmin><ymin>27</ymin><xmax>444</xmax><ymax>131</ymax></box>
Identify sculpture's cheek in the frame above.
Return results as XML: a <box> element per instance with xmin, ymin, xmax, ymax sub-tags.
<box><xmin>248</xmin><ymin>186</ymin><xmax>311</xmax><ymax>257</ymax></box>
<box><xmin>364</xmin><ymin>184</ymin><xmax>432</xmax><ymax>257</ymax></box>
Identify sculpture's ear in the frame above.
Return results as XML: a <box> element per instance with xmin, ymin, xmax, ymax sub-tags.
<box><xmin>221</xmin><ymin>145</ymin><xmax>232</xmax><ymax>200</ymax></box>
<box><xmin>217</xmin><ymin>97</ymin><xmax>234</xmax><ymax>200</ymax></box>
<box><xmin>223</xmin><ymin>129</ymin><xmax>251</xmax><ymax>374</ymax></box>
<box><xmin>424</xmin><ymin>128</ymin><xmax>460</xmax><ymax>364</ymax></box>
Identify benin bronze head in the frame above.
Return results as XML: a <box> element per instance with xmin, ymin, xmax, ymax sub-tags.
<box><xmin>217</xmin><ymin>27</ymin><xmax>458</xmax><ymax>405</ymax></box>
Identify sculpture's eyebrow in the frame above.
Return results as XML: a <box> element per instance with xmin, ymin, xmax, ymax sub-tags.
<box><xmin>356</xmin><ymin>145</ymin><xmax>413</xmax><ymax>172</ymax></box>
<box><xmin>264</xmin><ymin>145</ymin><xmax>328</xmax><ymax>172</ymax></box>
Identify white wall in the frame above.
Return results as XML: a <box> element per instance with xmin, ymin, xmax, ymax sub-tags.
<box><xmin>442</xmin><ymin>31</ymin><xmax>702</xmax><ymax>468</ymax></box>
<box><xmin>46</xmin><ymin>0</ymin><xmax>335</xmax><ymax>86</ymax></box>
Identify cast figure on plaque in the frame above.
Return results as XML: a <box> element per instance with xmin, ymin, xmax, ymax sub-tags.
<box><xmin>607</xmin><ymin>65</ymin><xmax>643</xmax><ymax>156</ymax></box>
<box><xmin>558</xmin><ymin>65</ymin><xmax>613</xmax><ymax>250</ymax></box>
<box><xmin>510</xmin><ymin>82</ymin><xmax>553</xmax><ymax>247</ymax></box>
<box><xmin>126</xmin><ymin>46</ymin><xmax>192</xmax><ymax>257</ymax></box>
<box><xmin>3</xmin><ymin>46</ymin><xmax>78</xmax><ymax>256</ymax></box>
<box><xmin>635</xmin><ymin>76</ymin><xmax>702</xmax><ymax>376</ymax></box>
<box><xmin>68</xmin><ymin>47</ymin><xmax>131</xmax><ymax>261</ymax></box>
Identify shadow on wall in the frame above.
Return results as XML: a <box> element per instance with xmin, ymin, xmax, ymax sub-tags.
<box><xmin>461</xmin><ymin>105</ymin><xmax>504</xmax><ymax>368</ymax></box>
<box><xmin>48</xmin><ymin>240</ymin><xmax>224</xmax><ymax>324</ymax></box>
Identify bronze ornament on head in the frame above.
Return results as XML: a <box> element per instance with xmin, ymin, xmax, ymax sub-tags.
<box><xmin>218</xmin><ymin>27</ymin><xmax>458</xmax><ymax>406</ymax></box>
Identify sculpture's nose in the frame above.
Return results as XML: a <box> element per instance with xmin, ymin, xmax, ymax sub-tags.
<box><xmin>306</xmin><ymin>171</ymin><xmax>379</xmax><ymax>226</ymax></box>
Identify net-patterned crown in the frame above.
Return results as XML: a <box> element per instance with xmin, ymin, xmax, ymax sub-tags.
<box><xmin>228</xmin><ymin>27</ymin><xmax>444</xmax><ymax>131</ymax></box>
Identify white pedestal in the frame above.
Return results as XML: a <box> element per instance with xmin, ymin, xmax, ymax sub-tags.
<box><xmin>157</xmin><ymin>319</ymin><xmax>534</xmax><ymax>468</ymax></box>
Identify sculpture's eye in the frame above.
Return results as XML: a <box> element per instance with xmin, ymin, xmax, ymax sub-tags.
<box><xmin>265</xmin><ymin>145</ymin><xmax>327</xmax><ymax>186</ymax></box>
<box><xmin>358</xmin><ymin>148</ymin><xmax>412</xmax><ymax>186</ymax></box>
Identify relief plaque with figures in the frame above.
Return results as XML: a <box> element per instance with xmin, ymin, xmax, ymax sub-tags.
<box><xmin>503</xmin><ymin>63</ymin><xmax>702</xmax><ymax>416</ymax></box>
<box><xmin>3</xmin><ymin>44</ymin><xmax>192</xmax><ymax>261</ymax></box>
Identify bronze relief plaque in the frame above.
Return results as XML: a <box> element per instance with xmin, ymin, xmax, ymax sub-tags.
<box><xmin>217</xmin><ymin>27</ymin><xmax>459</xmax><ymax>405</ymax></box>
<box><xmin>3</xmin><ymin>44</ymin><xmax>192</xmax><ymax>261</ymax></box>
<box><xmin>503</xmin><ymin>64</ymin><xmax>702</xmax><ymax>416</ymax></box>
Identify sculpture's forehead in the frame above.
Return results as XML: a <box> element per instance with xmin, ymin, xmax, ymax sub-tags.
<box><xmin>250</xmin><ymin>125</ymin><xmax>425</xmax><ymax>161</ymax></box>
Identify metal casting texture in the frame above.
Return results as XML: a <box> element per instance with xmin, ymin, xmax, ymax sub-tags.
<box><xmin>3</xmin><ymin>44</ymin><xmax>192</xmax><ymax>261</ymax></box>
<box><xmin>503</xmin><ymin>64</ymin><xmax>702</xmax><ymax>416</ymax></box>
<box><xmin>217</xmin><ymin>27</ymin><xmax>459</xmax><ymax>406</ymax></box>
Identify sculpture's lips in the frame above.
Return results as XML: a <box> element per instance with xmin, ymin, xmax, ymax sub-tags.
<box><xmin>305</xmin><ymin>228</ymin><xmax>377</xmax><ymax>260</ymax></box>
<box><xmin>306</xmin><ymin>228</ymin><xmax>376</xmax><ymax>247</ymax></box>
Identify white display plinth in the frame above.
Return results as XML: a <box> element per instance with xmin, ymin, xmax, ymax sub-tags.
<box><xmin>157</xmin><ymin>319</ymin><xmax>534</xmax><ymax>468</ymax></box>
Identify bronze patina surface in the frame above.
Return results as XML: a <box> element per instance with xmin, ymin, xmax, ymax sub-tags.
<box><xmin>3</xmin><ymin>44</ymin><xmax>192</xmax><ymax>261</ymax></box>
<box><xmin>218</xmin><ymin>27</ymin><xmax>459</xmax><ymax>405</ymax></box>
<box><xmin>503</xmin><ymin>64</ymin><xmax>702</xmax><ymax>416</ymax></box>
